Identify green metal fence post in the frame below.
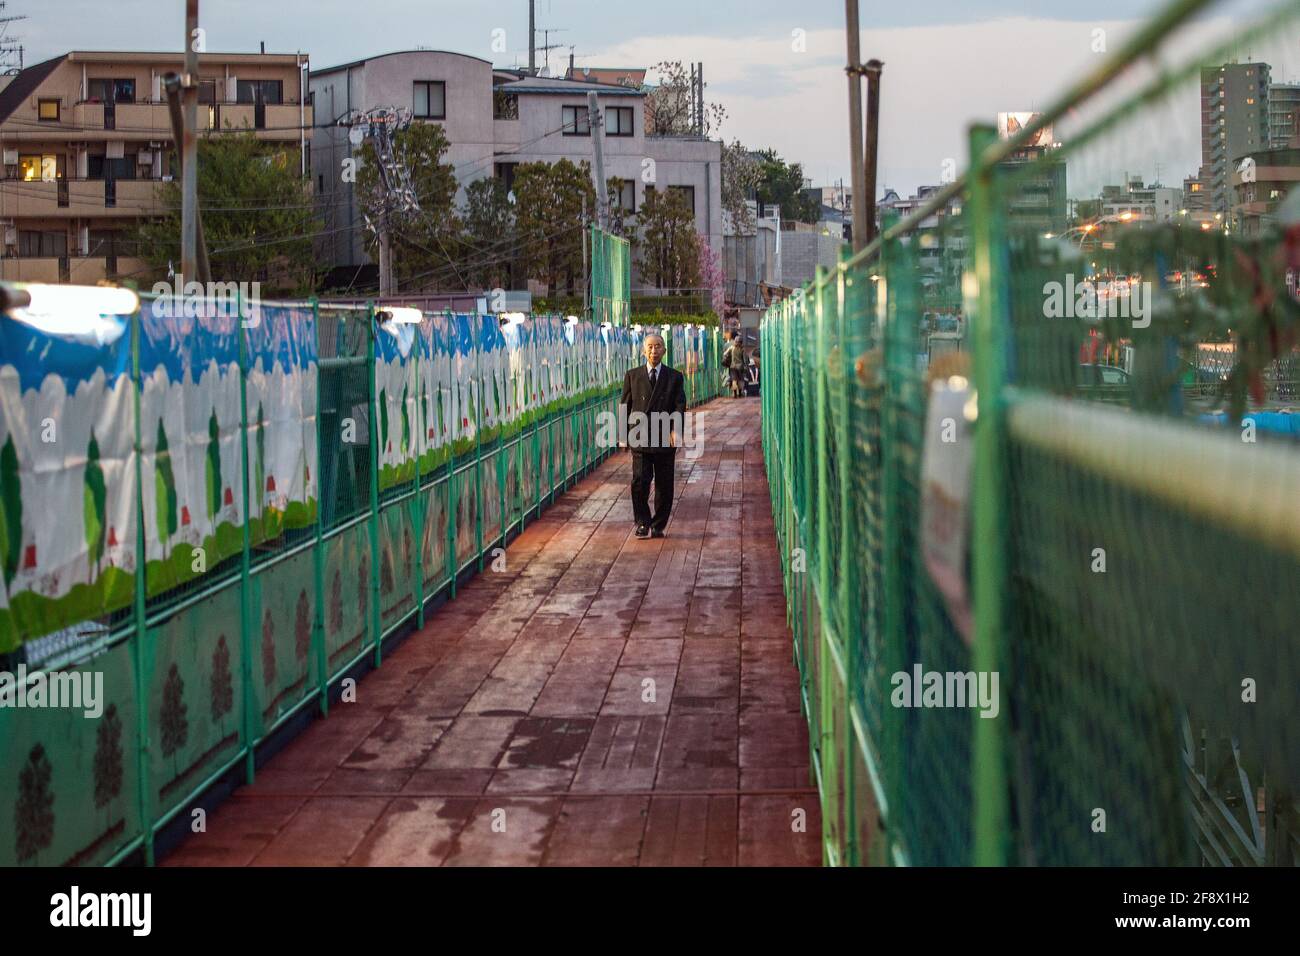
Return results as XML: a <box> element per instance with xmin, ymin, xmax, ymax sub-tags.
<box><xmin>366</xmin><ymin>303</ymin><xmax>382</xmax><ymax>665</ymax></box>
<box><xmin>967</xmin><ymin>122</ymin><xmax>1012</xmax><ymax>868</ymax></box>
<box><xmin>237</xmin><ymin>298</ymin><xmax>257</xmax><ymax>785</ymax></box>
<box><xmin>834</xmin><ymin>248</ymin><xmax>859</xmax><ymax>866</ymax></box>
<box><xmin>312</xmin><ymin>299</ymin><xmax>329</xmax><ymax>716</ymax></box>
<box><xmin>414</xmin><ymin>320</ymin><xmax>426</xmax><ymax>631</ymax></box>
<box><xmin>129</xmin><ymin>307</ymin><xmax>154</xmax><ymax>865</ymax></box>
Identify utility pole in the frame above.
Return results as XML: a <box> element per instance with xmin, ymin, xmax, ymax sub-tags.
<box><xmin>844</xmin><ymin>0</ymin><xmax>867</xmax><ymax>252</ymax></box>
<box><xmin>697</xmin><ymin>62</ymin><xmax>705</xmax><ymax>135</ymax></box>
<box><xmin>181</xmin><ymin>0</ymin><xmax>200</xmax><ymax>281</ymax></box>
<box><xmin>587</xmin><ymin>91</ymin><xmax>609</xmax><ymax>230</ymax></box>
<box><xmin>163</xmin><ymin>73</ymin><xmax>210</xmax><ymax>283</ymax></box>
<box><xmin>863</xmin><ymin>58</ymin><xmax>883</xmax><ymax>246</ymax></box>
<box><xmin>528</xmin><ymin>0</ymin><xmax>536</xmax><ymax>74</ymax></box>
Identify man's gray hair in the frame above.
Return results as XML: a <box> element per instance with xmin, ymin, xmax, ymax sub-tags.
<box><xmin>643</xmin><ymin>332</ymin><xmax>666</xmax><ymax>346</ymax></box>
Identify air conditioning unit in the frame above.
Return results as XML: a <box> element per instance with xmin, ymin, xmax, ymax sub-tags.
<box><xmin>2</xmin><ymin>150</ymin><xmax>16</xmax><ymax>166</ymax></box>
<box><xmin>137</xmin><ymin>151</ymin><xmax>153</xmax><ymax>166</ymax></box>
<box><xmin>106</xmin><ymin>141</ymin><xmax>124</xmax><ymax>159</ymax></box>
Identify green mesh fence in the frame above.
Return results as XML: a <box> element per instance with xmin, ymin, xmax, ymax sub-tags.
<box><xmin>590</xmin><ymin>225</ymin><xmax>631</xmax><ymax>327</ymax></box>
<box><xmin>0</xmin><ymin>292</ymin><xmax>721</xmax><ymax>867</ymax></box>
<box><xmin>763</xmin><ymin>0</ymin><xmax>1300</xmax><ymax>867</ymax></box>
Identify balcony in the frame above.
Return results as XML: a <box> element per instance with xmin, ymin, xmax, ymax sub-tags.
<box><xmin>0</xmin><ymin>177</ymin><xmax>166</xmax><ymax>217</ymax></box>
<box><xmin>0</xmin><ymin>256</ymin><xmax>148</xmax><ymax>283</ymax></box>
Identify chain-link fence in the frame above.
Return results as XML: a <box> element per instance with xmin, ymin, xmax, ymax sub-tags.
<box><xmin>764</xmin><ymin>0</ymin><xmax>1300</xmax><ymax>866</ymax></box>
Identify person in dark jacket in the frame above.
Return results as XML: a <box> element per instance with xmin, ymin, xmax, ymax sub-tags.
<box><xmin>620</xmin><ymin>332</ymin><xmax>686</xmax><ymax>539</ymax></box>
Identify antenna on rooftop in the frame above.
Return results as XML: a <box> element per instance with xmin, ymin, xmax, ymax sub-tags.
<box><xmin>0</xmin><ymin>2</ymin><xmax>27</xmax><ymax>74</ymax></box>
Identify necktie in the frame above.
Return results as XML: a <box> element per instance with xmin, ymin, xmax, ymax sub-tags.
<box><xmin>650</xmin><ymin>367</ymin><xmax>658</xmax><ymax>388</ymax></box>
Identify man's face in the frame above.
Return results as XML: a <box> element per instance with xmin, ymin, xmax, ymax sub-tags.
<box><xmin>644</xmin><ymin>336</ymin><xmax>665</xmax><ymax>366</ymax></box>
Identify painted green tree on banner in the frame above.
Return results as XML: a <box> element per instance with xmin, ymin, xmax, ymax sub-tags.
<box><xmin>15</xmin><ymin>743</ymin><xmax>54</xmax><ymax>863</ymax></box>
<box><xmin>160</xmin><ymin>663</ymin><xmax>188</xmax><ymax>776</ymax></box>
<box><xmin>379</xmin><ymin>388</ymin><xmax>390</xmax><ymax>455</ymax></box>
<box><xmin>93</xmin><ymin>703</ymin><xmax>124</xmax><ymax>827</ymax></box>
<box><xmin>211</xmin><ymin>635</ymin><xmax>233</xmax><ymax>735</ymax></box>
<box><xmin>254</xmin><ymin>402</ymin><xmax>266</xmax><ymax>522</ymax></box>
<box><xmin>84</xmin><ymin>431</ymin><xmax>106</xmax><ymax>579</ymax></box>
<box><xmin>400</xmin><ymin>384</ymin><xmax>411</xmax><ymax>456</ymax></box>
<box><xmin>155</xmin><ymin>420</ymin><xmax>179</xmax><ymax>553</ymax></box>
<box><xmin>205</xmin><ymin>409</ymin><xmax>222</xmax><ymax>521</ymax></box>
<box><xmin>1</xmin><ymin>434</ymin><xmax>22</xmax><ymax>597</ymax></box>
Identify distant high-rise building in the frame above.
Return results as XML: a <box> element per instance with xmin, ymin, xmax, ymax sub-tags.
<box><xmin>1269</xmin><ymin>81</ymin><xmax>1300</xmax><ymax>148</ymax></box>
<box><xmin>1200</xmin><ymin>62</ymin><xmax>1272</xmax><ymax>213</ymax></box>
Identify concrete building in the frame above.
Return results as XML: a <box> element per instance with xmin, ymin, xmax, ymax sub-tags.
<box><xmin>308</xmin><ymin>50</ymin><xmax>721</xmax><ymax>288</ymax></box>
<box><xmin>1230</xmin><ymin>143</ymin><xmax>1300</xmax><ymax>236</ymax></box>
<box><xmin>1201</xmin><ymin>62</ymin><xmax>1272</xmax><ymax>213</ymax></box>
<box><xmin>0</xmin><ymin>50</ymin><xmax>311</xmax><ymax>284</ymax></box>
<box><xmin>1269</xmin><ymin>81</ymin><xmax>1300</xmax><ymax>149</ymax></box>
<box><xmin>1100</xmin><ymin>175</ymin><xmax>1181</xmax><ymax>223</ymax></box>
<box><xmin>722</xmin><ymin>199</ymin><xmax>782</xmax><ymax>331</ymax></box>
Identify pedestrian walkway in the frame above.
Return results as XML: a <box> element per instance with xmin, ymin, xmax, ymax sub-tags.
<box><xmin>163</xmin><ymin>397</ymin><xmax>821</xmax><ymax>866</ymax></box>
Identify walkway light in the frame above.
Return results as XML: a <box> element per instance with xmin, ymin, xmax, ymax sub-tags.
<box><xmin>2</xmin><ymin>282</ymin><xmax>139</xmax><ymax>346</ymax></box>
<box><xmin>377</xmin><ymin>306</ymin><xmax>422</xmax><ymax>324</ymax></box>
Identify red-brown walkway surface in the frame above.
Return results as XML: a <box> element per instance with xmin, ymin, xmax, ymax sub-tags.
<box><xmin>164</xmin><ymin>397</ymin><xmax>820</xmax><ymax>866</ymax></box>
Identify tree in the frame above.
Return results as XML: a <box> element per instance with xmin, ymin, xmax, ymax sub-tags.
<box><xmin>513</xmin><ymin>159</ymin><xmax>595</xmax><ymax>295</ymax></box>
<box><xmin>15</xmin><ymin>743</ymin><xmax>53</xmax><ymax>863</ymax></box>
<box><xmin>211</xmin><ymin>635</ymin><xmax>233</xmax><ymax>731</ymax></box>
<box><xmin>460</xmin><ymin>177</ymin><xmax>516</xmax><ymax>289</ymax></box>
<box><xmin>636</xmin><ymin>188</ymin><xmax>701</xmax><ymax>289</ymax></box>
<box><xmin>93</xmin><ymin>704</ymin><xmax>124</xmax><ymax>825</ymax></box>
<box><xmin>756</xmin><ymin>149</ymin><xmax>820</xmax><ymax>223</ymax></box>
<box><xmin>606</xmin><ymin>176</ymin><xmax>634</xmax><ymax>238</ymax></box>
<box><xmin>205</xmin><ymin>409</ymin><xmax>222</xmax><ymax>522</ymax></box>
<box><xmin>698</xmin><ymin>237</ymin><xmax>726</xmax><ymax>315</ymax></box>
<box><xmin>131</xmin><ymin>133</ymin><xmax>318</xmax><ymax>295</ymax></box>
<box><xmin>255</xmin><ymin>402</ymin><xmax>266</xmax><ymax>520</ymax></box>
<box><xmin>644</xmin><ymin>61</ymin><xmax>726</xmax><ymax>136</ymax></box>
<box><xmin>84</xmin><ymin>431</ymin><xmax>106</xmax><ymax>580</ymax></box>
<box><xmin>355</xmin><ymin>121</ymin><xmax>461</xmax><ymax>290</ymax></box>
<box><xmin>0</xmin><ymin>434</ymin><xmax>19</xmax><ymax>598</ymax></box>
<box><xmin>722</xmin><ymin>141</ymin><xmax>762</xmax><ymax>233</ymax></box>
<box><xmin>155</xmin><ymin>419</ymin><xmax>178</xmax><ymax>555</ymax></box>
<box><xmin>160</xmin><ymin>663</ymin><xmax>188</xmax><ymax>775</ymax></box>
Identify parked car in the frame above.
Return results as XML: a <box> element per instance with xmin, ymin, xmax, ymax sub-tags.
<box><xmin>1076</xmin><ymin>363</ymin><xmax>1132</xmax><ymax>403</ymax></box>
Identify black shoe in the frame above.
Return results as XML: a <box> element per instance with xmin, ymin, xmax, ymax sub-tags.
<box><xmin>650</xmin><ymin>528</ymin><xmax>665</xmax><ymax>539</ymax></box>
<box><xmin>635</xmin><ymin>525</ymin><xmax>649</xmax><ymax>538</ymax></box>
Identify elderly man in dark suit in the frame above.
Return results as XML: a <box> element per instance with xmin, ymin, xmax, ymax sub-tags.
<box><xmin>620</xmin><ymin>332</ymin><xmax>686</xmax><ymax>539</ymax></box>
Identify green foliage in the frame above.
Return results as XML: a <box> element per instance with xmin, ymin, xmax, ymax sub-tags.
<box><xmin>513</xmin><ymin>159</ymin><xmax>595</xmax><ymax>295</ymax></box>
<box><xmin>756</xmin><ymin>148</ymin><xmax>820</xmax><ymax>224</ymax></box>
<box><xmin>131</xmin><ymin>133</ymin><xmax>319</xmax><ymax>295</ymax></box>
<box><xmin>460</xmin><ymin>177</ymin><xmax>516</xmax><ymax>290</ymax></box>
<box><xmin>356</xmin><ymin>121</ymin><xmax>461</xmax><ymax>290</ymax></box>
<box><xmin>635</xmin><ymin>188</ymin><xmax>701</xmax><ymax>289</ymax></box>
<box><xmin>632</xmin><ymin>310</ymin><xmax>719</xmax><ymax>328</ymax></box>
<box><xmin>722</xmin><ymin>140</ymin><xmax>762</xmax><ymax>232</ymax></box>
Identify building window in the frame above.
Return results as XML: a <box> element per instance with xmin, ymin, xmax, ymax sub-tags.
<box><xmin>562</xmin><ymin>105</ymin><xmax>590</xmax><ymax>136</ymax></box>
<box><xmin>198</xmin><ymin>78</ymin><xmax>220</xmax><ymax>104</ymax></box>
<box><xmin>18</xmin><ymin>230</ymin><xmax>67</xmax><ymax>257</ymax></box>
<box><xmin>237</xmin><ymin>79</ymin><xmax>283</xmax><ymax>105</ymax></box>
<box><xmin>318</xmin><ymin>173</ymin><xmax>325</xmax><ymax>194</ymax></box>
<box><xmin>611</xmin><ymin>178</ymin><xmax>635</xmax><ymax>212</ymax></box>
<box><xmin>37</xmin><ymin>98</ymin><xmax>60</xmax><ymax>121</ymax></box>
<box><xmin>494</xmin><ymin>162</ymin><xmax>519</xmax><ymax>193</ymax></box>
<box><xmin>493</xmin><ymin>90</ymin><xmax>518</xmax><ymax>120</ymax></box>
<box><xmin>18</xmin><ymin>154</ymin><xmax>58</xmax><ymax>182</ymax></box>
<box><xmin>606</xmin><ymin>106</ymin><xmax>634</xmax><ymax>136</ymax></box>
<box><xmin>413</xmin><ymin>81</ymin><xmax>446</xmax><ymax>119</ymax></box>
<box><xmin>86</xmin><ymin>78</ymin><xmax>136</xmax><ymax>103</ymax></box>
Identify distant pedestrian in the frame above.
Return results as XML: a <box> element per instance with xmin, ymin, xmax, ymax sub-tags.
<box><xmin>724</xmin><ymin>335</ymin><xmax>747</xmax><ymax>398</ymax></box>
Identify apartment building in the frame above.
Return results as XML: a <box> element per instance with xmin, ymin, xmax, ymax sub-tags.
<box><xmin>1200</xmin><ymin>62</ymin><xmax>1271</xmax><ymax>213</ymax></box>
<box><xmin>1269</xmin><ymin>81</ymin><xmax>1300</xmax><ymax>149</ymax></box>
<box><xmin>0</xmin><ymin>50</ymin><xmax>311</xmax><ymax>284</ymax></box>
<box><xmin>308</xmin><ymin>50</ymin><xmax>721</xmax><ymax>287</ymax></box>
<box><xmin>1231</xmin><ymin>143</ymin><xmax>1300</xmax><ymax>237</ymax></box>
<box><xmin>1100</xmin><ymin>175</ymin><xmax>1181</xmax><ymax>222</ymax></box>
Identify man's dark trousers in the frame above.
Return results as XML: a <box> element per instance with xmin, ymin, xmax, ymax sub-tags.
<box><xmin>620</xmin><ymin>362</ymin><xmax>686</xmax><ymax>533</ymax></box>
<box><xmin>631</xmin><ymin>449</ymin><xmax>675</xmax><ymax>532</ymax></box>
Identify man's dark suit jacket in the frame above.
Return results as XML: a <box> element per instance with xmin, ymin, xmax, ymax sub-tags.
<box><xmin>620</xmin><ymin>363</ymin><xmax>686</xmax><ymax>454</ymax></box>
